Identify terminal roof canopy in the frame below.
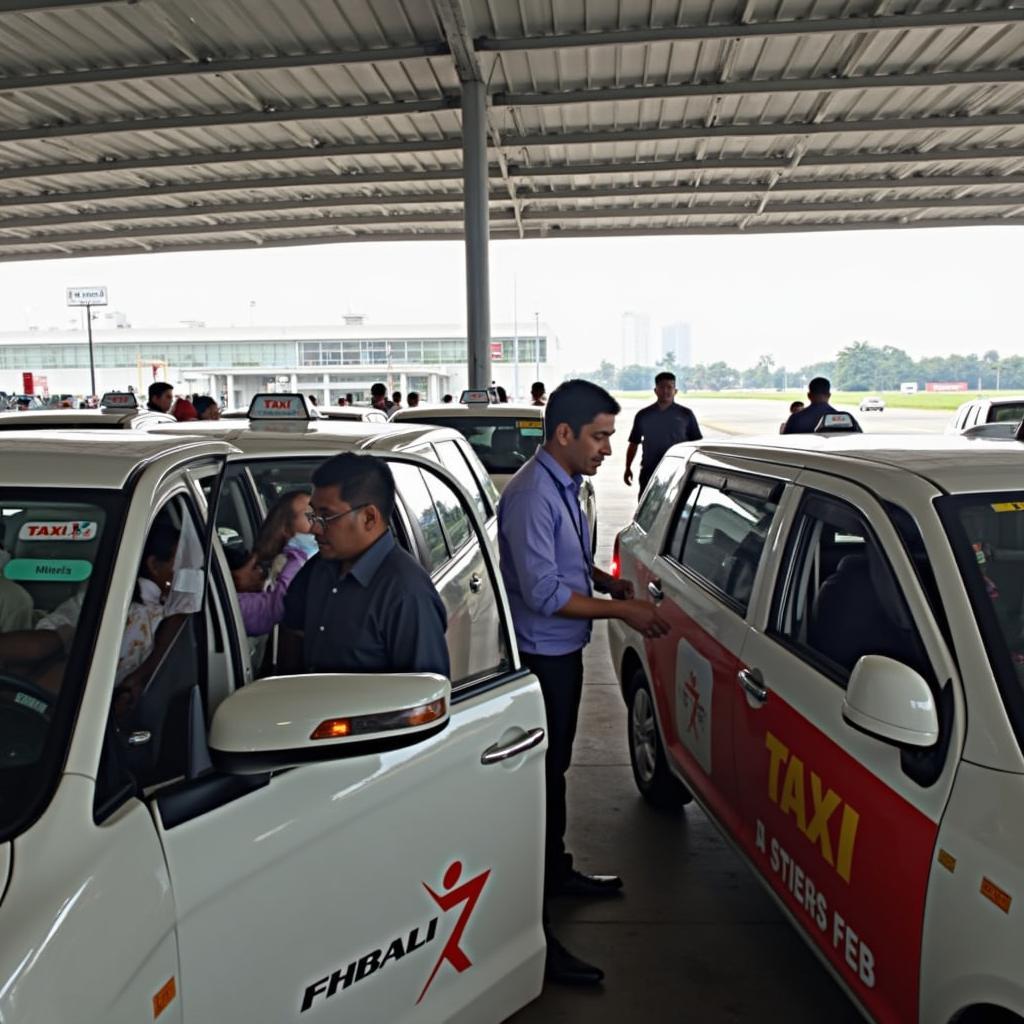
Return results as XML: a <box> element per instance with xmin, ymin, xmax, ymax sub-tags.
<box><xmin>0</xmin><ymin>0</ymin><xmax>1022</xmax><ymax>261</ymax></box>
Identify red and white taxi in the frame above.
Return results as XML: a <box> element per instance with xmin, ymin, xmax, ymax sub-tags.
<box><xmin>610</xmin><ymin>430</ymin><xmax>1024</xmax><ymax>1024</ymax></box>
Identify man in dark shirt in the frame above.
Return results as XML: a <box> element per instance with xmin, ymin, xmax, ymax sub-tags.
<box><xmin>623</xmin><ymin>372</ymin><xmax>703</xmax><ymax>494</ymax></box>
<box><xmin>279</xmin><ymin>453</ymin><xmax>449</xmax><ymax>678</ymax></box>
<box><xmin>147</xmin><ymin>381</ymin><xmax>174</xmax><ymax>414</ymax></box>
<box><xmin>782</xmin><ymin>376</ymin><xmax>860</xmax><ymax>434</ymax></box>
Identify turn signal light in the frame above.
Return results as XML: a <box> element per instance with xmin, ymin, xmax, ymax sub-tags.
<box><xmin>310</xmin><ymin>718</ymin><xmax>351</xmax><ymax>740</ymax></box>
<box><xmin>310</xmin><ymin>698</ymin><xmax>448</xmax><ymax>740</ymax></box>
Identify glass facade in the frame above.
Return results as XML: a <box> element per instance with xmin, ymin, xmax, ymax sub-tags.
<box><xmin>0</xmin><ymin>334</ymin><xmax>546</xmax><ymax>371</ymax></box>
<box><xmin>297</xmin><ymin>337</ymin><xmax>546</xmax><ymax>367</ymax></box>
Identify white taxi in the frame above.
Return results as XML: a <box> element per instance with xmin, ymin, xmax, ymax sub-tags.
<box><xmin>947</xmin><ymin>395</ymin><xmax>1024</xmax><ymax>434</ymax></box>
<box><xmin>0</xmin><ymin>391</ymin><xmax>174</xmax><ymax>430</ymax></box>
<box><xmin>391</xmin><ymin>391</ymin><xmax>598</xmax><ymax>551</ymax></box>
<box><xmin>0</xmin><ymin>425</ymin><xmax>546</xmax><ymax>1023</ymax></box>
<box><xmin>609</xmin><ymin>429</ymin><xmax>1024</xmax><ymax>1024</ymax></box>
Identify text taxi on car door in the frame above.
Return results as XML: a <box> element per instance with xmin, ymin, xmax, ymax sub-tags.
<box><xmin>391</xmin><ymin>389</ymin><xmax>598</xmax><ymax>552</ymax></box>
<box><xmin>609</xmin><ymin>415</ymin><xmax>1024</xmax><ymax>1024</ymax></box>
<box><xmin>0</xmin><ymin>421</ymin><xmax>547</xmax><ymax>1023</ymax></box>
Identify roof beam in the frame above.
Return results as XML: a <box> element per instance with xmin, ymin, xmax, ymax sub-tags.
<box><xmin>0</xmin><ymin>0</ymin><xmax>112</xmax><ymax>11</ymax></box>
<box><xmin>0</xmin><ymin>97</ymin><xmax>456</xmax><ymax>145</ymax></box>
<box><xmin>1</xmin><ymin>137</ymin><xmax>1020</xmax><ymax>194</ymax></box>
<box><xmin>509</xmin><ymin>147</ymin><xmax>1024</xmax><ymax>177</ymax></box>
<box><xmin>3</xmin><ymin>192</ymin><xmax>1018</xmax><ymax>244</ymax></box>
<box><xmin>0</xmin><ymin>138</ymin><xmax>464</xmax><ymax>184</ymax></box>
<box><xmin>509</xmin><ymin>113</ymin><xmax>1024</xmax><ymax>149</ymax></box>
<box><xmin>4</xmin><ymin>174</ymin><xmax>1023</xmax><ymax>226</ymax></box>
<box><xmin>518</xmin><ymin>196</ymin><xmax>1024</xmax><ymax>221</ymax></box>
<box><xmin>0</xmin><ymin>207</ymin><xmax>518</xmax><ymax>247</ymax></box>
<box><xmin>1</xmin><ymin>213</ymin><xmax>1021</xmax><ymax>263</ymax></box>
<box><xmin>0</xmin><ymin>43</ymin><xmax>451</xmax><ymax>96</ymax></box>
<box><xmin>495</xmin><ymin>69</ymin><xmax>1024</xmax><ymax>108</ymax></box>
<box><xmin>0</xmin><ymin>168</ymin><xmax>469</xmax><ymax>207</ymax></box>
<box><xmin>477</xmin><ymin>9</ymin><xmax>1024</xmax><ymax>52</ymax></box>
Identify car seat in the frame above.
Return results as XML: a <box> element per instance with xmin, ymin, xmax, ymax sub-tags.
<box><xmin>488</xmin><ymin>428</ymin><xmax>527</xmax><ymax>472</ymax></box>
<box><xmin>808</xmin><ymin>548</ymin><xmax>927</xmax><ymax>677</ymax></box>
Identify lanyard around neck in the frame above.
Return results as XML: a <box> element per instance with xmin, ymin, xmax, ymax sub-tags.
<box><xmin>538</xmin><ymin>459</ymin><xmax>591</xmax><ymax>571</ymax></box>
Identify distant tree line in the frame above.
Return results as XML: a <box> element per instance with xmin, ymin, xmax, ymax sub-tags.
<box><xmin>580</xmin><ymin>342</ymin><xmax>1021</xmax><ymax>393</ymax></box>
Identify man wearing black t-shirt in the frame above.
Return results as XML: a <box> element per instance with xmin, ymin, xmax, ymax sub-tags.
<box><xmin>624</xmin><ymin>372</ymin><xmax>703</xmax><ymax>495</ymax></box>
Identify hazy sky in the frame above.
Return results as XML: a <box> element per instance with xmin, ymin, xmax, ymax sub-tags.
<box><xmin>1</xmin><ymin>224</ymin><xmax>1020</xmax><ymax>372</ymax></box>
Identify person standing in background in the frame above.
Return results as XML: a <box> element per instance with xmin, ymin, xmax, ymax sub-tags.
<box><xmin>623</xmin><ymin>372</ymin><xmax>702</xmax><ymax>495</ymax></box>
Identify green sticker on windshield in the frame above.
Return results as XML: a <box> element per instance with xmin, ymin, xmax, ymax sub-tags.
<box><xmin>4</xmin><ymin>559</ymin><xmax>93</xmax><ymax>583</ymax></box>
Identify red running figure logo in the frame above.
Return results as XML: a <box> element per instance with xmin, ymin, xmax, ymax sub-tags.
<box><xmin>684</xmin><ymin>670</ymin><xmax>702</xmax><ymax>736</ymax></box>
<box><xmin>417</xmin><ymin>860</ymin><xmax>491</xmax><ymax>1003</ymax></box>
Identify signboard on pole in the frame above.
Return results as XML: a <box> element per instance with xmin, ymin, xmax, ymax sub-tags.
<box><xmin>66</xmin><ymin>286</ymin><xmax>108</xmax><ymax>307</ymax></box>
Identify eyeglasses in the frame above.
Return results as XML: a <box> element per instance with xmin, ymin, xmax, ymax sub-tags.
<box><xmin>304</xmin><ymin>504</ymin><xmax>368</xmax><ymax>532</ymax></box>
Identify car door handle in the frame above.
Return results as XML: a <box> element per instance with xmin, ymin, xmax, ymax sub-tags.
<box><xmin>481</xmin><ymin>728</ymin><xmax>545</xmax><ymax>765</ymax></box>
<box><xmin>469</xmin><ymin>573</ymin><xmax>483</xmax><ymax>593</ymax></box>
<box><xmin>737</xmin><ymin>668</ymin><xmax>768</xmax><ymax>704</ymax></box>
<box><xmin>647</xmin><ymin>579</ymin><xmax>664</xmax><ymax>602</ymax></box>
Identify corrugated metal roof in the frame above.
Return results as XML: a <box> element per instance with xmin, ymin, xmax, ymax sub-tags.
<box><xmin>0</xmin><ymin>0</ymin><xmax>1021</xmax><ymax>260</ymax></box>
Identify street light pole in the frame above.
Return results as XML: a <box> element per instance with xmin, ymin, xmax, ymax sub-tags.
<box><xmin>85</xmin><ymin>305</ymin><xmax>96</xmax><ymax>398</ymax></box>
<box><xmin>534</xmin><ymin>312</ymin><xmax>540</xmax><ymax>382</ymax></box>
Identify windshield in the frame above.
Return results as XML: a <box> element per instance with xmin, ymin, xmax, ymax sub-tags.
<box><xmin>940</xmin><ymin>492</ymin><xmax>1024</xmax><ymax>747</ymax></box>
<box><xmin>0</xmin><ymin>490</ymin><xmax>123</xmax><ymax>841</ymax></box>
<box><xmin>402</xmin><ymin>416</ymin><xmax>544</xmax><ymax>475</ymax></box>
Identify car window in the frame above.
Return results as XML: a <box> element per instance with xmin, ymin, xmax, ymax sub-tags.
<box><xmin>636</xmin><ymin>457</ymin><xmax>680</xmax><ymax>533</ymax></box>
<box><xmin>423</xmin><ymin>470</ymin><xmax>472</xmax><ymax>554</ymax></box>
<box><xmin>989</xmin><ymin>402</ymin><xmax>1024</xmax><ymax>424</ymax></box>
<box><xmin>245</xmin><ymin>458</ymin><xmax>321</xmax><ymax>510</ymax></box>
<box><xmin>770</xmin><ymin>493</ymin><xmax>930</xmax><ymax>684</ymax></box>
<box><xmin>666</xmin><ymin>471</ymin><xmax>779</xmax><ymax>612</ymax></box>
<box><xmin>939</xmin><ymin>492</ymin><xmax>1024</xmax><ymax>750</ymax></box>
<box><xmin>389</xmin><ymin>463</ymin><xmax>449</xmax><ymax>572</ymax></box>
<box><xmin>434</xmin><ymin>440</ymin><xmax>490</xmax><ymax>521</ymax></box>
<box><xmin>400</xmin><ymin>415</ymin><xmax>544</xmax><ymax>475</ymax></box>
<box><xmin>0</xmin><ymin>489</ymin><xmax>124</xmax><ymax>840</ymax></box>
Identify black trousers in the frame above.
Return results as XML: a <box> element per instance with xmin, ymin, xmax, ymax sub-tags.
<box><xmin>521</xmin><ymin>648</ymin><xmax>585</xmax><ymax>894</ymax></box>
<box><xmin>638</xmin><ymin>468</ymin><xmax>653</xmax><ymax>495</ymax></box>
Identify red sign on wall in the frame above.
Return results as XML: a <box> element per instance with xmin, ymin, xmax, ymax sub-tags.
<box><xmin>21</xmin><ymin>372</ymin><xmax>33</xmax><ymax>395</ymax></box>
<box><xmin>489</xmin><ymin>341</ymin><xmax>504</xmax><ymax>361</ymax></box>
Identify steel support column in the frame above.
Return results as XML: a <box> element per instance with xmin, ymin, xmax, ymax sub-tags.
<box><xmin>462</xmin><ymin>79</ymin><xmax>490</xmax><ymax>390</ymax></box>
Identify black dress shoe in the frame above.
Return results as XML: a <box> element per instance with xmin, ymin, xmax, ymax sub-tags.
<box><xmin>545</xmin><ymin>934</ymin><xmax>604</xmax><ymax>986</ymax></box>
<box><xmin>555</xmin><ymin>868</ymin><xmax>624</xmax><ymax>898</ymax></box>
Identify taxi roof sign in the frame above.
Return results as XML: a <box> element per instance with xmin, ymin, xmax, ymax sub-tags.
<box><xmin>460</xmin><ymin>389</ymin><xmax>491</xmax><ymax>405</ymax></box>
<box><xmin>247</xmin><ymin>393</ymin><xmax>317</xmax><ymax>420</ymax></box>
<box><xmin>814</xmin><ymin>412</ymin><xmax>862</xmax><ymax>434</ymax></box>
<box><xmin>99</xmin><ymin>391</ymin><xmax>138</xmax><ymax>410</ymax></box>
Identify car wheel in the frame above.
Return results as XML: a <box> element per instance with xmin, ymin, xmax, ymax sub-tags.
<box><xmin>627</xmin><ymin>670</ymin><xmax>692</xmax><ymax>809</ymax></box>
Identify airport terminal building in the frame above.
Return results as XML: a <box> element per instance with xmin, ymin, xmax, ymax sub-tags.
<box><xmin>0</xmin><ymin>319</ymin><xmax>553</xmax><ymax>406</ymax></box>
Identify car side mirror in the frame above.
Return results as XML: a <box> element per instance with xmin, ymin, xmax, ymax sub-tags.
<box><xmin>841</xmin><ymin>655</ymin><xmax>938</xmax><ymax>748</ymax></box>
<box><xmin>209</xmin><ymin>673</ymin><xmax>450</xmax><ymax>774</ymax></box>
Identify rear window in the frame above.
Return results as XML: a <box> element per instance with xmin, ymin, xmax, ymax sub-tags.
<box><xmin>400</xmin><ymin>416</ymin><xmax>543</xmax><ymax>475</ymax></box>
<box><xmin>0</xmin><ymin>490</ymin><xmax>124</xmax><ymax>841</ymax></box>
<box><xmin>989</xmin><ymin>403</ymin><xmax>1024</xmax><ymax>424</ymax></box>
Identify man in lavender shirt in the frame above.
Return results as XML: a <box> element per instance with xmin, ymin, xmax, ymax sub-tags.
<box><xmin>499</xmin><ymin>379</ymin><xmax>669</xmax><ymax>987</ymax></box>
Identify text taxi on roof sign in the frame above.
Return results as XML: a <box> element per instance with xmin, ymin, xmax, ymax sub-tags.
<box><xmin>609</xmin><ymin>427</ymin><xmax>1024</xmax><ymax>1024</ymax></box>
<box><xmin>0</xmin><ymin>426</ymin><xmax>549</xmax><ymax>1024</ymax></box>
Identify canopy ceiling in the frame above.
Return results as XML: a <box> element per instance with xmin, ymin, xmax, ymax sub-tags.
<box><xmin>0</xmin><ymin>0</ymin><xmax>1021</xmax><ymax>261</ymax></box>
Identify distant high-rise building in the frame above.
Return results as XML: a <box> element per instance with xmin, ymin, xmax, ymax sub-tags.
<box><xmin>661</xmin><ymin>322</ymin><xmax>693</xmax><ymax>367</ymax></box>
<box><xmin>621</xmin><ymin>311</ymin><xmax>653</xmax><ymax>366</ymax></box>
